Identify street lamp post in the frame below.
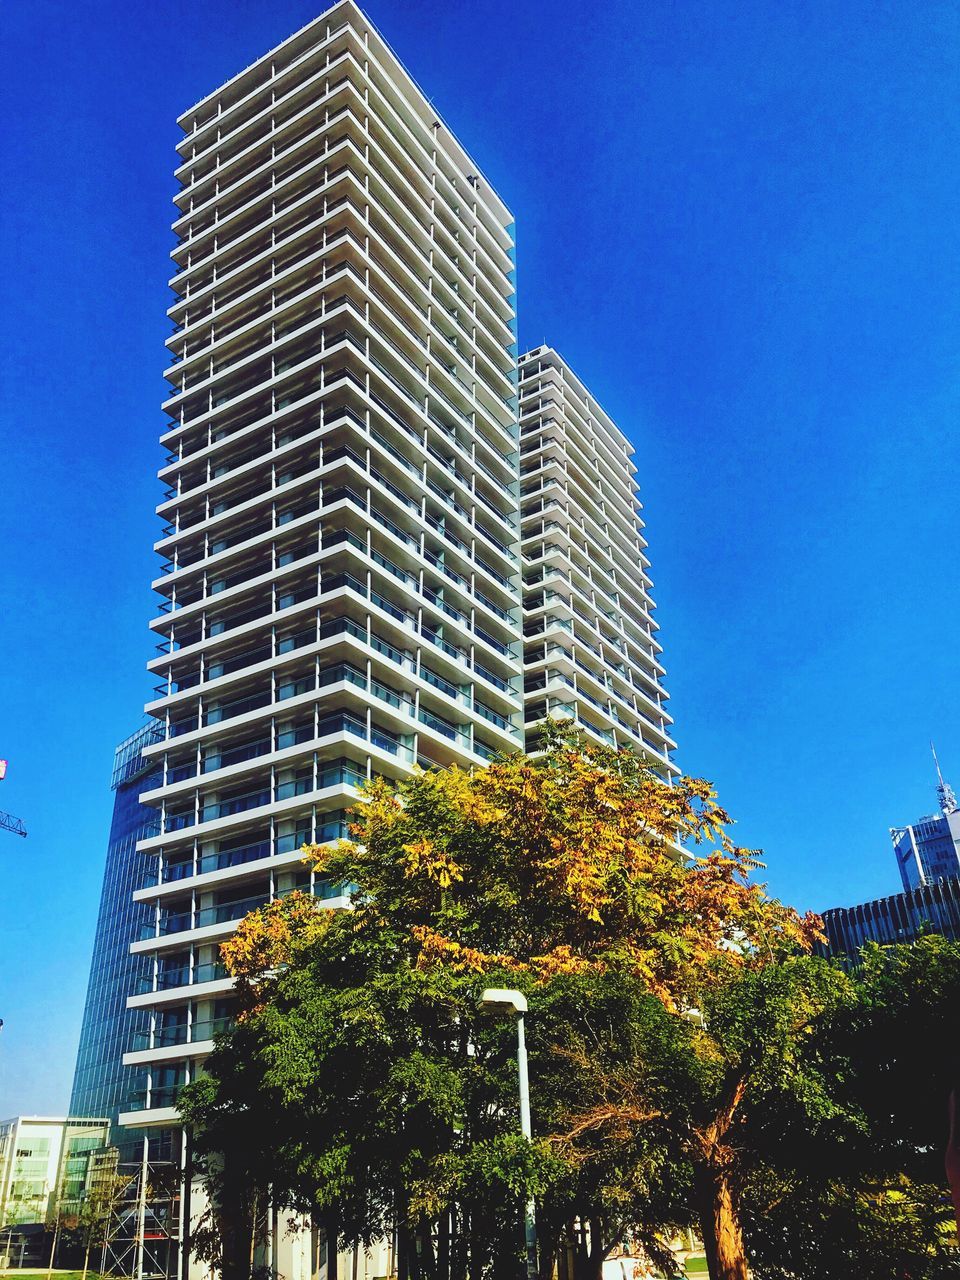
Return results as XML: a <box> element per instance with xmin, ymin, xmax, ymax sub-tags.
<box><xmin>480</xmin><ymin>988</ymin><xmax>538</xmax><ymax>1280</ymax></box>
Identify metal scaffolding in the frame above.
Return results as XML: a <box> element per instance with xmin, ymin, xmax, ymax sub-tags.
<box><xmin>98</xmin><ymin>1142</ymin><xmax>181</xmax><ymax>1280</ymax></box>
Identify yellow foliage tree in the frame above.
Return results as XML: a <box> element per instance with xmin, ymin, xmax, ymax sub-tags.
<box><xmin>217</xmin><ymin>724</ymin><xmax>825</xmax><ymax>1279</ymax></box>
<box><xmin>226</xmin><ymin>725</ymin><xmax>821</xmax><ymax>1011</ymax></box>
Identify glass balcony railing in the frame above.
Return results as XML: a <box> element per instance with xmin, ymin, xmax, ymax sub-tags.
<box><xmin>473</xmin><ymin>700</ymin><xmax>509</xmax><ymax>730</ymax></box>
<box><xmin>154</xmin><ymin>909</ymin><xmax>191</xmax><ymax>937</ymax></box>
<box><xmin>130</xmin><ymin>1015</ymin><xmax>234</xmax><ymax>1052</ymax></box>
<box><xmin>137</xmin><ymin>956</ymin><xmax>230</xmax><ymax>995</ymax></box>
<box><xmin>195</xmin><ymin>959</ymin><xmax>229</xmax><ymax>983</ymax></box>
<box><xmin>201</xmin><ymin>839</ymin><xmax>272</xmax><ymax>874</ymax></box>
<box><xmin>196</xmin><ymin>892</ymin><xmax>270</xmax><ymax>928</ymax></box>
<box><xmin>138</xmin><ymin>966</ymin><xmax>188</xmax><ymax>993</ymax></box>
<box><xmin>201</xmin><ymin>787</ymin><xmax>271</xmax><ymax>823</ymax></box>
<box><xmin>126</xmin><ymin>1086</ymin><xmax>180</xmax><ymax>1112</ymax></box>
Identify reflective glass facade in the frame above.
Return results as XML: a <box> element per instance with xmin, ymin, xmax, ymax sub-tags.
<box><xmin>892</xmin><ymin>809</ymin><xmax>960</xmax><ymax>890</ymax></box>
<box><xmin>0</xmin><ymin>1117</ymin><xmax>108</xmax><ymax>1229</ymax></box>
<box><xmin>69</xmin><ymin>724</ymin><xmax>162</xmax><ymax>1146</ymax></box>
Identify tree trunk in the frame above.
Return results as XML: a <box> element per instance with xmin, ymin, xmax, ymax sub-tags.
<box><xmin>218</xmin><ymin>1199</ymin><xmax>254</xmax><ymax>1280</ymax></box>
<box><xmin>416</xmin><ymin>1218</ymin><xmax>436</xmax><ymax>1279</ymax></box>
<box><xmin>946</xmin><ymin>1086</ymin><xmax>960</xmax><ymax>1235</ymax></box>
<box><xmin>570</xmin><ymin>1219</ymin><xmax>605</xmax><ymax>1280</ymax></box>
<box><xmin>696</xmin><ymin>1163</ymin><xmax>748</xmax><ymax>1280</ymax></box>
<box><xmin>248</xmin><ymin>1191</ymin><xmax>259</xmax><ymax>1280</ymax></box>
<box><xmin>536</xmin><ymin>1229</ymin><xmax>557</xmax><ymax>1280</ymax></box>
<box><xmin>436</xmin><ymin>1210</ymin><xmax>450</xmax><ymax>1280</ymax></box>
<box><xmin>325</xmin><ymin>1212</ymin><xmax>339</xmax><ymax>1280</ymax></box>
<box><xmin>397</xmin><ymin>1221</ymin><xmax>412</xmax><ymax>1280</ymax></box>
<box><xmin>556</xmin><ymin>1235</ymin><xmax>573</xmax><ymax>1280</ymax></box>
<box><xmin>450</xmin><ymin>1205</ymin><xmax>468</xmax><ymax>1280</ymax></box>
<box><xmin>587</xmin><ymin>1217</ymin><xmax>611</xmax><ymax>1280</ymax></box>
<box><xmin>570</xmin><ymin>1251</ymin><xmax>604</xmax><ymax>1280</ymax></box>
<box><xmin>566</xmin><ymin>1221</ymin><xmax>592</xmax><ymax>1280</ymax></box>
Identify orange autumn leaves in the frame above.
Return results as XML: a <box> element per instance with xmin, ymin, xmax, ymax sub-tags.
<box><xmin>221</xmin><ymin>887</ymin><xmax>331</xmax><ymax>1000</ymax></box>
<box><xmin>221</xmin><ymin>732</ymin><xmax>824</xmax><ymax>1011</ymax></box>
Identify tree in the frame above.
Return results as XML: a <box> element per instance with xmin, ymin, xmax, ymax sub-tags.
<box><xmin>742</xmin><ymin>1170</ymin><xmax>960</xmax><ymax>1280</ymax></box>
<box><xmin>177</xmin><ymin>1076</ymin><xmax>274</xmax><ymax>1280</ymax></box>
<box><xmin>845</xmin><ymin>935</ymin><xmax>960</xmax><ymax>1189</ymax></box>
<box><xmin>725</xmin><ymin>933</ymin><xmax>960</xmax><ymax>1280</ymax></box>
<box><xmin>181</xmin><ymin>726</ymin><xmax>823</xmax><ymax>1280</ymax></box>
<box><xmin>182</xmin><ymin>907</ymin><xmax>552</xmax><ymax>1279</ymax></box>
<box><xmin>544</xmin><ymin>953</ymin><xmax>863</xmax><ymax>1280</ymax></box>
<box><xmin>51</xmin><ymin>1153</ymin><xmax>132</xmax><ymax>1280</ymax></box>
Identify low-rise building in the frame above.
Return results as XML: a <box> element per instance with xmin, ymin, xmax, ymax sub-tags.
<box><xmin>819</xmin><ymin>877</ymin><xmax>960</xmax><ymax>962</ymax></box>
<box><xmin>0</xmin><ymin>1116</ymin><xmax>109</xmax><ymax>1233</ymax></box>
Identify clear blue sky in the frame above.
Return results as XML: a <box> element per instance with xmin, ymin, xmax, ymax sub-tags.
<box><xmin>2</xmin><ymin>0</ymin><xmax>959</xmax><ymax>1114</ymax></box>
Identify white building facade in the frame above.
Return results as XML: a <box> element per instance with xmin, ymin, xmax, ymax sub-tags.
<box><xmin>0</xmin><ymin>1116</ymin><xmax>109</xmax><ymax>1231</ymax></box>
<box><xmin>120</xmin><ymin>0</ymin><xmax>523</xmax><ymax>1137</ymax></box>
<box><xmin>518</xmin><ymin>347</ymin><xmax>675</xmax><ymax>773</ymax></box>
<box><xmin>68</xmin><ymin>6</ymin><xmax>681</xmax><ymax>1277</ymax></box>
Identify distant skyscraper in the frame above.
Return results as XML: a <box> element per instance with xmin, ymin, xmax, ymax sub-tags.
<box><xmin>819</xmin><ymin>748</ymin><xmax>960</xmax><ymax>962</ymax></box>
<box><xmin>891</xmin><ymin>746</ymin><xmax>960</xmax><ymax>891</ymax></box>
<box><xmin>518</xmin><ymin>347</ymin><xmax>675</xmax><ymax>772</ymax></box>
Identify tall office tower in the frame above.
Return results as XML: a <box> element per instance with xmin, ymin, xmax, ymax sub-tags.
<box><xmin>891</xmin><ymin>748</ymin><xmax>960</xmax><ymax>891</ymax></box>
<box><xmin>518</xmin><ymin>347</ymin><xmax>675</xmax><ymax>773</ymax></box>
<box><xmin>70</xmin><ymin>723</ymin><xmax>161</xmax><ymax>1152</ymax></box>
<box><xmin>118</xmin><ymin>0</ymin><xmax>522</xmax><ymax>1135</ymax></box>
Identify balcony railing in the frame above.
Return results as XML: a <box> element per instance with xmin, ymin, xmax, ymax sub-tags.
<box><xmin>136</xmin><ymin>959</ymin><xmax>230</xmax><ymax>994</ymax></box>
<box><xmin>130</xmin><ymin>1015</ymin><xmax>234</xmax><ymax>1052</ymax></box>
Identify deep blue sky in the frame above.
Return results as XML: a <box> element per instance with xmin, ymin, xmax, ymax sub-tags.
<box><xmin>2</xmin><ymin>0</ymin><xmax>959</xmax><ymax>1114</ymax></box>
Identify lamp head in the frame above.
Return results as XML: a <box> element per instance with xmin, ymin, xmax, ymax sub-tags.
<box><xmin>479</xmin><ymin>988</ymin><xmax>528</xmax><ymax>1015</ymax></box>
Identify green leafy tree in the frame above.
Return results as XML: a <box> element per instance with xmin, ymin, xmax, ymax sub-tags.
<box><xmin>180</xmin><ymin>728</ymin><xmax>823</xmax><ymax>1280</ymax></box>
<box><xmin>181</xmin><ymin>915</ymin><xmax>554</xmax><ymax>1280</ymax></box>
<box><xmin>743</xmin><ymin>1171</ymin><xmax>959</xmax><ymax>1280</ymax></box>
<box><xmin>728</xmin><ymin>934</ymin><xmax>960</xmax><ymax>1279</ymax></box>
<box><xmin>548</xmin><ymin>954</ymin><xmax>863</xmax><ymax>1280</ymax></box>
<box><xmin>845</xmin><ymin>935</ymin><xmax>960</xmax><ymax>1186</ymax></box>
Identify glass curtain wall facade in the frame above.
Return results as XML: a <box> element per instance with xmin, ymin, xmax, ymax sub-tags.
<box><xmin>119</xmin><ymin>0</ymin><xmax>523</xmax><ymax>1130</ymax></box>
<box><xmin>70</xmin><ymin>725</ymin><xmax>161</xmax><ymax>1147</ymax></box>
<box><xmin>892</xmin><ymin>808</ymin><xmax>960</xmax><ymax>891</ymax></box>
<box><xmin>518</xmin><ymin>347</ymin><xmax>675</xmax><ymax>774</ymax></box>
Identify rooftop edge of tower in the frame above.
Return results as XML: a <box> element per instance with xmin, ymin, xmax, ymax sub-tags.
<box><xmin>519</xmin><ymin>345</ymin><xmax>636</xmax><ymax>461</ymax></box>
<box><xmin>175</xmin><ymin>0</ymin><xmax>513</xmax><ymax>229</ymax></box>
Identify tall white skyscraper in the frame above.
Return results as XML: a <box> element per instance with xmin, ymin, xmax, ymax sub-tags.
<box><xmin>67</xmin><ymin>15</ymin><xmax>679</xmax><ymax>1279</ymax></box>
<box><xmin>119</xmin><ymin>0</ymin><xmax>523</xmax><ymax>1131</ymax></box>
<box><xmin>518</xmin><ymin>347</ymin><xmax>675</xmax><ymax>772</ymax></box>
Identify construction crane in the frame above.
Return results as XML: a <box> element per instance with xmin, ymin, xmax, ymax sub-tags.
<box><xmin>0</xmin><ymin>759</ymin><xmax>27</xmax><ymax>837</ymax></box>
<box><xmin>0</xmin><ymin>811</ymin><xmax>26</xmax><ymax>838</ymax></box>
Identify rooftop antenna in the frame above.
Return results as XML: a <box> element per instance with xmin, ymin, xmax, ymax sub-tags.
<box><xmin>932</xmin><ymin>741</ymin><xmax>958</xmax><ymax>816</ymax></box>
